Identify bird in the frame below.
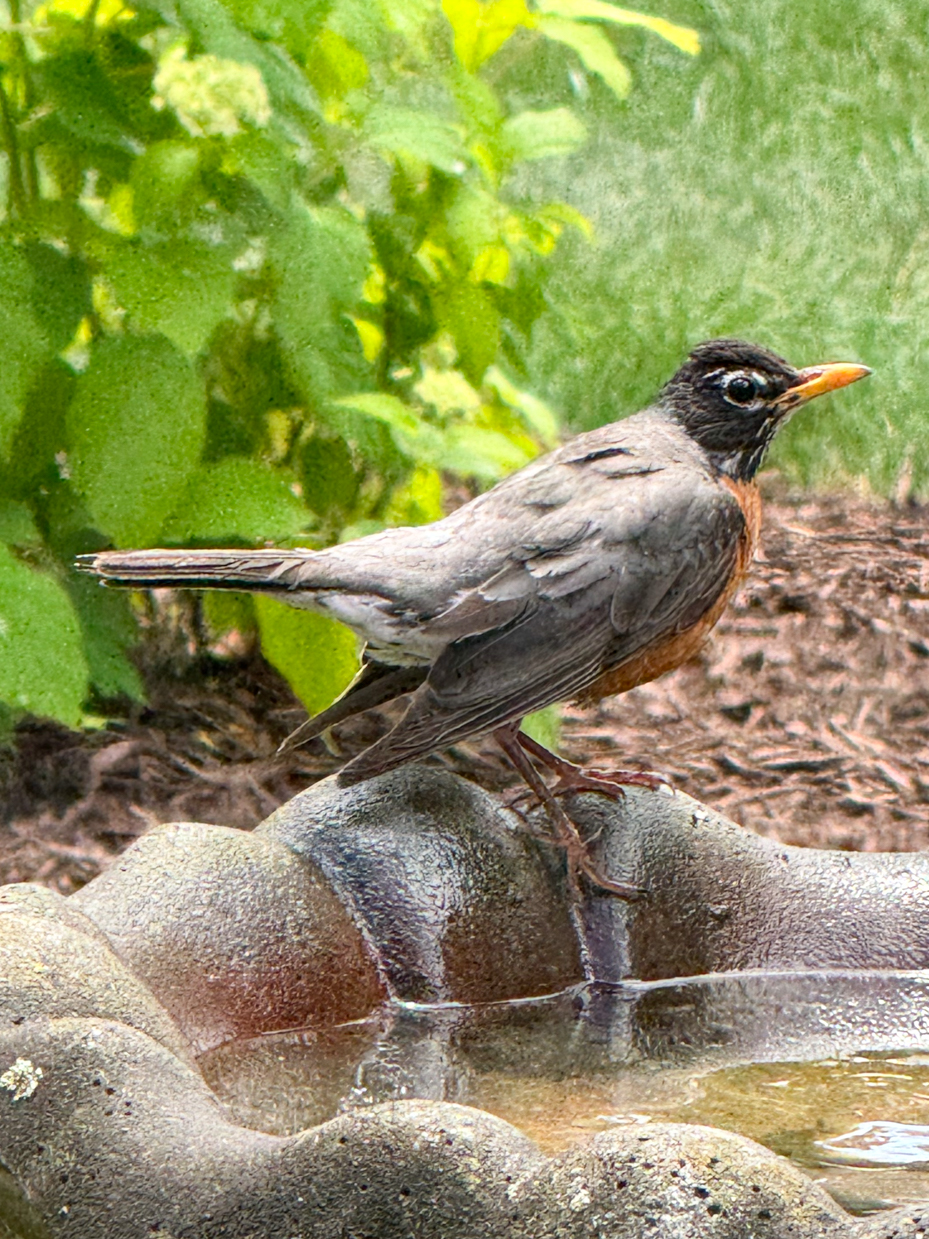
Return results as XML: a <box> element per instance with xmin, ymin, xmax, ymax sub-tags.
<box><xmin>78</xmin><ymin>339</ymin><xmax>870</xmax><ymax>897</ymax></box>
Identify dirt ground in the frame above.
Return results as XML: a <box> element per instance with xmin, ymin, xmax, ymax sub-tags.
<box><xmin>4</xmin><ymin>476</ymin><xmax>929</xmax><ymax>895</ymax></box>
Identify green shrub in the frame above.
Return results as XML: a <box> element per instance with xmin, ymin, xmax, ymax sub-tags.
<box><xmin>0</xmin><ymin>0</ymin><xmax>696</xmax><ymax>730</ymax></box>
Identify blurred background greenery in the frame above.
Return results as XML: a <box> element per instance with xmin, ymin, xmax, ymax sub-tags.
<box><xmin>0</xmin><ymin>0</ymin><xmax>919</xmax><ymax>737</ymax></box>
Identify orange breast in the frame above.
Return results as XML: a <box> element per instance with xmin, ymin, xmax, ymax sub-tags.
<box><xmin>576</xmin><ymin>477</ymin><xmax>762</xmax><ymax>705</ymax></box>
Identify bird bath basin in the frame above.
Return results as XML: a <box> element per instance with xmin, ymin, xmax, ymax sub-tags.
<box><xmin>4</xmin><ymin>766</ymin><xmax>929</xmax><ymax>1235</ymax></box>
<box><xmin>198</xmin><ymin>972</ymin><xmax>929</xmax><ymax>1217</ymax></box>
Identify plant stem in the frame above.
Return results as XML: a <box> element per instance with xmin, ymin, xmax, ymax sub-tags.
<box><xmin>83</xmin><ymin>0</ymin><xmax>102</xmax><ymax>46</ymax></box>
<box><xmin>6</xmin><ymin>0</ymin><xmax>36</xmax><ymax>206</ymax></box>
<box><xmin>0</xmin><ymin>77</ymin><xmax>26</xmax><ymax>219</ymax></box>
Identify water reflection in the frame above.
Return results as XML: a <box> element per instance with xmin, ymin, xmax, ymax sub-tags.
<box><xmin>198</xmin><ymin>969</ymin><xmax>929</xmax><ymax>1215</ymax></box>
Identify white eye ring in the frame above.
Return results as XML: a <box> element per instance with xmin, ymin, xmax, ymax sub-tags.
<box><xmin>722</xmin><ymin>371</ymin><xmax>761</xmax><ymax>407</ymax></box>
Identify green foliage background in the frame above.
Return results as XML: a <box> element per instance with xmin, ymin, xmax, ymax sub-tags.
<box><xmin>0</xmin><ymin>0</ymin><xmax>918</xmax><ymax>736</ymax></box>
<box><xmin>0</xmin><ymin>0</ymin><xmax>698</xmax><ymax>731</ymax></box>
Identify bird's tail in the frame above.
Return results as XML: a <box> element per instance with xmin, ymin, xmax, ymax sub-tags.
<box><xmin>75</xmin><ymin>548</ymin><xmax>325</xmax><ymax>594</ymax></box>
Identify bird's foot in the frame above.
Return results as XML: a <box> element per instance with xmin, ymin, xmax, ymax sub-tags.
<box><xmin>494</xmin><ymin>725</ymin><xmax>645</xmax><ymax>901</ymax></box>
<box><xmin>516</xmin><ymin>731</ymin><xmax>670</xmax><ymax>801</ymax></box>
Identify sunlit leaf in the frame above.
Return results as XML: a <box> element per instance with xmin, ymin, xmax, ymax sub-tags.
<box><xmin>255</xmin><ymin>596</ymin><xmax>359</xmax><ymax>715</ymax></box>
<box><xmin>160</xmin><ymin>457</ymin><xmax>310</xmax><ymax>543</ymax></box>
<box><xmin>538</xmin><ymin>14</ymin><xmax>630</xmax><ymax>99</ymax></box>
<box><xmin>203</xmin><ymin>590</ymin><xmax>257</xmax><ymax>640</ymax></box>
<box><xmin>383</xmin><ymin>464</ymin><xmax>444</xmax><ymax>525</ymax></box>
<box><xmin>501</xmin><ymin>107</ymin><xmax>587</xmax><ymax>162</ymax></box>
<box><xmin>351</xmin><ymin>317</ymin><xmax>385</xmax><ymax>362</ymax></box>
<box><xmin>66</xmin><ymin>336</ymin><xmax>207</xmax><ymax>547</ymax></box>
<box><xmin>470</xmin><ymin>243</ymin><xmax>510</xmax><ymax>284</ymax></box>
<box><xmin>333</xmin><ymin>392</ymin><xmax>444</xmax><ymax>460</ymax></box>
<box><xmin>225</xmin><ymin>0</ymin><xmax>331</xmax><ymax>56</ymax></box>
<box><xmin>520</xmin><ymin>704</ymin><xmax>561</xmax><ymax>751</ymax></box>
<box><xmin>306</xmin><ymin>28</ymin><xmax>368</xmax><ymax>98</ymax></box>
<box><xmin>0</xmin><ymin>546</ymin><xmax>88</xmax><ymax>727</ymax></box>
<box><xmin>533</xmin><ymin>0</ymin><xmax>700</xmax><ymax>55</ymax></box>
<box><xmin>414</xmin><ymin>366</ymin><xmax>481</xmax><ymax>413</ymax></box>
<box><xmin>442</xmin><ymin>0</ymin><xmax>535</xmax><ymax>71</ymax></box>
<box><xmin>436</xmin><ymin>424</ymin><xmax>535</xmax><ymax>479</ymax></box>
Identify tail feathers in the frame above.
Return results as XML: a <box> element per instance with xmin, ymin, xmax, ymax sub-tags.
<box><xmin>278</xmin><ymin>661</ymin><xmax>428</xmax><ymax>754</ymax></box>
<box><xmin>76</xmin><ymin>548</ymin><xmax>325</xmax><ymax>593</ymax></box>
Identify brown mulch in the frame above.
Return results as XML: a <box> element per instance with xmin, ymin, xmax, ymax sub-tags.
<box><xmin>3</xmin><ymin>479</ymin><xmax>929</xmax><ymax>894</ymax></box>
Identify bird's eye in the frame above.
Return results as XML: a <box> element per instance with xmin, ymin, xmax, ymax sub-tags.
<box><xmin>723</xmin><ymin>373</ymin><xmax>758</xmax><ymax>406</ymax></box>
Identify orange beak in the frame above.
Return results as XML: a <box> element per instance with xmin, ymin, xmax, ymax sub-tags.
<box><xmin>774</xmin><ymin>361</ymin><xmax>872</xmax><ymax>411</ymax></box>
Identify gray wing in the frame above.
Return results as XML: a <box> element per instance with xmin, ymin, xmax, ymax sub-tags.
<box><xmin>337</xmin><ymin>456</ymin><xmax>746</xmax><ymax>785</ymax></box>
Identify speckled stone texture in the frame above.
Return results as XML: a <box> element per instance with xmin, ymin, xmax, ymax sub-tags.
<box><xmin>857</xmin><ymin>1208</ymin><xmax>929</xmax><ymax>1237</ymax></box>
<box><xmin>571</xmin><ymin>783</ymin><xmax>929</xmax><ymax>982</ymax></box>
<box><xmin>514</xmin><ymin>1123</ymin><xmax>853</xmax><ymax>1237</ymax></box>
<box><xmin>1</xmin><ymin>764</ymin><xmax>927</xmax><ymax>1236</ymax></box>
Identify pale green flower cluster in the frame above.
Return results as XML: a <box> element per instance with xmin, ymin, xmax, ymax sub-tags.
<box><xmin>152</xmin><ymin>47</ymin><xmax>271</xmax><ymax>138</ymax></box>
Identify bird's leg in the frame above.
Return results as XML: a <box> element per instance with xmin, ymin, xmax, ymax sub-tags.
<box><xmin>516</xmin><ymin>731</ymin><xmax>670</xmax><ymax>800</ymax></box>
<box><xmin>493</xmin><ymin>725</ymin><xmax>642</xmax><ymax>901</ymax></box>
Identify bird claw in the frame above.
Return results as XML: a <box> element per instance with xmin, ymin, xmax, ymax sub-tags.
<box><xmin>549</xmin><ymin>766</ymin><xmax>671</xmax><ymax>801</ymax></box>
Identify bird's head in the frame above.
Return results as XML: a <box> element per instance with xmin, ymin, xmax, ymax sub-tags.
<box><xmin>661</xmin><ymin>338</ymin><xmax>871</xmax><ymax>480</ymax></box>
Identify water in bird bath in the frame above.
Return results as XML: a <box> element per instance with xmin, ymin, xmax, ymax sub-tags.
<box><xmin>198</xmin><ymin>970</ymin><xmax>929</xmax><ymax>1217</ymax></box>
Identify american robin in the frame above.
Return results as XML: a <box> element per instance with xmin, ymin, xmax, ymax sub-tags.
<box><xmin>79</xmin><ymin>339</ymin><xmax>870</xmax><ymax>896</ymax></box>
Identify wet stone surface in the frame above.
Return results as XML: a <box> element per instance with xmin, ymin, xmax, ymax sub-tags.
<box><xmin>0</xmin><ymin>765</ymin><xmax>928</xmax><ymax>1235</ymax></box>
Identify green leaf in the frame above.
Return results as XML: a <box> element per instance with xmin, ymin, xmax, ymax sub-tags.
<box><xmin>5</xmin><ymin>362</ymin><xmax>76</xmax><ymax>501</ymax></box>
<box><xmin>306</xmin><ymin>28</ymin><xmax>368</xmax><ymax>99</ymax></box>
<box><xmin>106</xmin><ymin>240</ymin><xmax>237</xmax><ymax>356</ymax></box>
<box><xmin>0</xmin><ymin>502</ymin><xmax>41</xmax><ymax>547</ymax></box>
<box><xmin>441</xmin><ymin>0</ymin><xmax>535</xmax><ymax>71</ymax></box>
<box><xmin>383</xmin><ymin>464</ymin><xmax>444</xmax><ymax>525</ymax></box>
<box><xmin>225</xmin><ymin>0</ymin><xmax>331</xmax><ymax>57</ymax></box>
<box><xmin>171</xmin><ymin>0</ymin><xmax>321</xmax><ymax>115</ymax></box>
<box><xmin>269</xmin><ymin>203</ymin><xmax>372</xmax><ymax>401</ymax></box>
<box><xmin>160</xmin><ymin>457</ymin><xmax>310</xmax><ymax>543</ymax></box>
<box><xmin>25</xmin><ymin>244</ymin><xmax>92</xmax><ymax>353</ymax></box>
<box><xmin>226</xmin><ymin>131</ymin><xmax>298</xmax><ymax>210</ymax></box>
<box><xmin>65</xmin><ymin>572</ymin><xmax>144</xmax><ymax>701</ymax></box>
<box><xmin>33</xmin><ymin>51</ymin><xmax>138</xmax><ymax>152</ymax></box>
<box><xmin>203</xmin><ymin>590</ymin><xmax>257</xmax><ymax>640</ymax></box>
<box><xmin>520</xmin><ymin>704</ymin><xmax>561</xmax><ymax>751</ymax></box>
<box><xmin>129</xmin><ymin>141</ymin><xmax>205</xmax><ymax>233</ymax></box>
<box><xmin>413</xmin><ymin>366</ymin><xmax>481</xmax><ymax>414</ymax></box>
<box><xmin>448</xmin><ymin>66</ymin><xmax>504</xmax><ymax>137</ymax></box>
<box><xmin>436</xmin><ymin>424</ymin><xmax>534</xmax><ymax>480</ymax></box>
<box><xmin>300</xmin><ymin>434</ymin><xmax>360</xmax><ymax>516</ymax></box>
<box><xmin>538</xmin><ymin>15</ymin><xmax>631</xmax><ymax>100</ymax></box>
<box><xmin>433</xmin><ymin>283</ymin><xmax>500</xmax><ymax>384</ymax></box>
<box><xmin>501</xmin><ymin>107</ymin><xmax>587</xmax><ymax>162</ymax></box>
<box><xmin>533</xmin><ymin>0</ymin><xmax>700</xmax><ymax>55</ymax></box>
<box><xmin>0</xmin><ymin>244</ymin><xmax>55</xmax><ymax>461</ymax></box>
<box><xmin>484</xmin><ymin>365</ymin><xmax>560</xmax><ymax>444</ymax></box>
<box><xmin>332</xmin><ymin>392</ymin><xmax>444</xmax><ymax>461</ymax></box>
<box><xmin>255</xmin><ymin>596</ymin><xmax>359</xmax><ymax>715</ymax></box>
<box><xmin>364</xmin><ymin>106</ymin><xmax>470</xmax><ymax>174</ymax></box>
<box><xmin>0</xmin><ymin>545</ymin><xmax>89</xmax><ymax>727</ymax></box>
<box><xmin>66</xmin><ymin>335</ymin><xmax>207</xmax><ymax>547</ymax></box>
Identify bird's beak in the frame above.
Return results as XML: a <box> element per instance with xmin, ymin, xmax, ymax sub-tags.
<box><xmin>774</xmin><ymin>361</ymin><xmax>872</xmax><ymax>411</ymax></box>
